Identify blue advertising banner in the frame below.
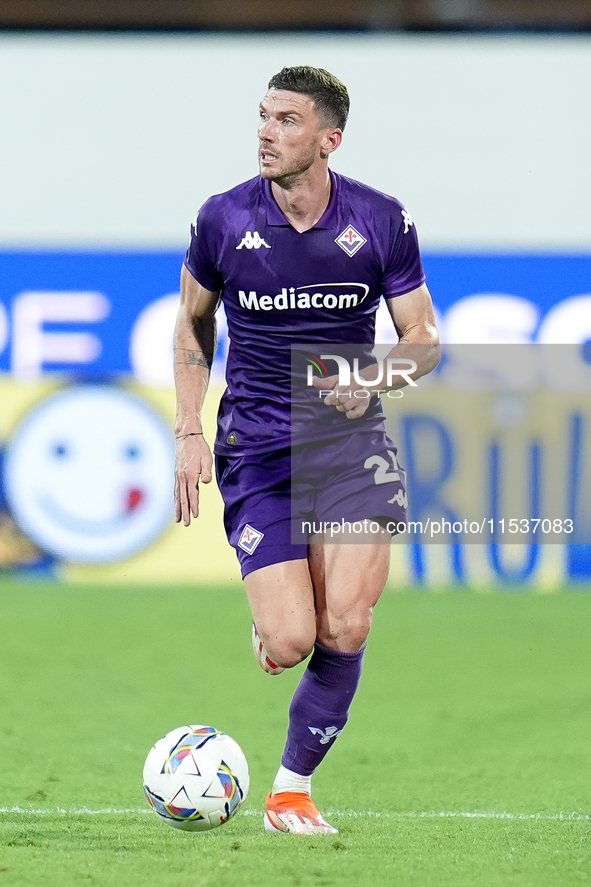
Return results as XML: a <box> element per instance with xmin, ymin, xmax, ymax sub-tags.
<box><xmin>0</xmin><ymin>251</ymin><xmax>184</xmax><ymax>379</ymax></box>
<box><xmin>425</xmin><ymin>253</ymin><xmax>591</xmax><ymax>317</ymax></box>
<box><xmin>1</xmin><ymin>252</ymin><xmax>591</xmax><ymax>380</ymax></box>
<box><xmin>1</xmin><ymin>251</ymin><xmax>590</xmax><ymax>586</ymax></box>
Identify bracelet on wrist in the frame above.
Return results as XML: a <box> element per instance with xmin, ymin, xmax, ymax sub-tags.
<box><xmin>175</xmin><ymin>432</ymin><xmax>204</xmax><ymax>440</ymax></box>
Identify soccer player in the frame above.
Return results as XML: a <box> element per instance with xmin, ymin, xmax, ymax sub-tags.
<box><xmin>174</xmin><ymin>66</ymin><xmax>439</xmax><ymax>835</ymax></box>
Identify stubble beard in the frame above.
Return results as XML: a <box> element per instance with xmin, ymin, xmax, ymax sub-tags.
<box><xmin>259</xmin><ymin>141</ymin><xmax>319</xmax><ymax>189</ymax></box>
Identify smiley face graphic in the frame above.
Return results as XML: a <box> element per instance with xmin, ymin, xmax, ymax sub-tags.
<box><xmin>3</xmin><ymin>386</ymin><xmax>175</xmax><ymax>563</ymax></box>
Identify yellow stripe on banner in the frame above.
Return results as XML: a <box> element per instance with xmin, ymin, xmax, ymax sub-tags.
<box><xmin>0</xmin><ymin>376</ymin><xmax>587</xmax><ymax>587</ymax></box>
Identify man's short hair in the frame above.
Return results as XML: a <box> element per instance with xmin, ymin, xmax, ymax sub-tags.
<box><xmin>267</xmin><ymin>66</ymin><xmax>350</xmax><ymax>131</ymax></box>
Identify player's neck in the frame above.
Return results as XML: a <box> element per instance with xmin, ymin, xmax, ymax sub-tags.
<box><xmin>270</xmin><ymin>167</ymin><xmax>331</xmax><ymax>233</ymax></box>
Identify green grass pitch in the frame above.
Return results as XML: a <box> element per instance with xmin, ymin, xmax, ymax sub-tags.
<box><xmin>1</xmin><ymin>580</ymin><xmax>591</xmax><ymax>886</ymax></box>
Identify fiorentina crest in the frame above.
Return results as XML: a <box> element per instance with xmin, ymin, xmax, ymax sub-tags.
<box><xmin>238</xmin><ymin>524</ymin><xmax>264</xmax><ymax>555</ymax></box>
<box><xmin>335</xmin><ymin>225</ymin><xmax>367</xmax><ymax>257</ymax></box>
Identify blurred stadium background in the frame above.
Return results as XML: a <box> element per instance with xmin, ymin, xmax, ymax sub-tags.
<box><xmin>1</xmin><ymin>2</ymin><xmax>590</xmax><ymax>588</ymax></box>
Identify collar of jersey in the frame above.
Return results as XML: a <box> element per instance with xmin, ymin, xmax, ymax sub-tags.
<box><xmin>261</xmin><ymin>169</ymin><xmax>340</xmax><ymax>230</ymax></box>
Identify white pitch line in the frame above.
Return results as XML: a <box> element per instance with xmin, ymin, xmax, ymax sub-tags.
<box><xmin>1</xmin><ymin>807</ymin><xmax>590</xmax><ymax>822</ymax></box>
<box><xmin>0</xmin><ymin>807</ymin><xmax>152</xmax><ymax>816</ymax></box>
<box><xmin>331</xmin><ymin>811</ymin><xmax>591</xmax><ymax>822</ymax></box>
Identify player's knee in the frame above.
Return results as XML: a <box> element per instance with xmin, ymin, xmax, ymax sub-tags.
<box><xmin>266</xmin><ymin>629</ymin><xmax>315</xmax><ymax>669</ymax></box>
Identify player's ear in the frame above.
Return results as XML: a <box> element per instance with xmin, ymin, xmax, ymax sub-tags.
<box><xmin>319</xmin><ymin>128</ymin><xmax>342</xmax><ymax>158</ymax></box>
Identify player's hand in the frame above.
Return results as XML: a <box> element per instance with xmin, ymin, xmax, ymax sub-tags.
<box><xmin>174</xmin><ymin>434</ymin><xmax>213</xmax><ymax>526</ymax></box>
<box><xmin>311</xmin><ymin>373</ymin><xmax>374</xmax><ymax>420</ymax></box>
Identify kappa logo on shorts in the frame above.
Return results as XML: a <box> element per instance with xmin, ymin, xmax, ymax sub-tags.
<box><xmin>335</xmin><ymin>225</ymin><xmax>367</xmax><ymax>257</ymax></box>
<box><xmin>238</xmin><ymin>524</ymin><xmax>264</xmax><ymax>555</ymax></box>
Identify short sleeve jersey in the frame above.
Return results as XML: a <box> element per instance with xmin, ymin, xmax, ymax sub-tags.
<box><xmin>184</xmin><ymin>170</ymin><xmax>425</xmax><ymax>457</ymax></box>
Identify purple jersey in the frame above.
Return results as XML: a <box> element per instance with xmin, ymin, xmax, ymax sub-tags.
<box><xmin>184</xmin><ymin>170</ymin><xmax>425</xmax><ymax>456</ymax></box>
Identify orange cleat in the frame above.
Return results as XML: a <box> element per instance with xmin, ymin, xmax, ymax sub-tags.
<box><xmin>252</xmin><ymin>623</ymin><xmax>284</xmax><ymax>675</ymax></box>
<box><xmin>264</xmin><ymin>792</ymin><xmax>338</xmax><ymax>835</ymax></box>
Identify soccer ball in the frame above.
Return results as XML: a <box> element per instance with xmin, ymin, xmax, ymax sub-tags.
<box><xmin>143</xmin><ymin>725</ymin><xmax>249</xmax><ymax>831</ymax></box>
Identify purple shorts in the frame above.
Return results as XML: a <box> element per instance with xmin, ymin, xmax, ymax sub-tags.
<box><xmin>215</xmin><ymin>430</ymin><xmax>407</xmax><ymax>579</ymax></box>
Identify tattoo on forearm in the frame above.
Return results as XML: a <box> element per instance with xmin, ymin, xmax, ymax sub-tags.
<box><xmin>174</xmin><ymin>349</ymin><xmax>212</xmax><ymax>368</ymax></box>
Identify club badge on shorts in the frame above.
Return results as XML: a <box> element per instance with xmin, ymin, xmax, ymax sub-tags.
<box><xmin>238</xmin><ymin>524</ymin><xmax>264</xmax><ymax>555</ymax></box>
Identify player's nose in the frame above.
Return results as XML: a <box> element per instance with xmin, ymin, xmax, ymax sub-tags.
<box><xmin>258</xmin><ymin>118</ymin><xmax>276</xmax><ymax>141</ymax></box>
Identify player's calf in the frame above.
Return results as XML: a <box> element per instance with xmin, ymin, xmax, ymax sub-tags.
<box><xmin>315</xmin><ymin>614</ymin><xmax>373</xmax><ymax>654</ymax></box>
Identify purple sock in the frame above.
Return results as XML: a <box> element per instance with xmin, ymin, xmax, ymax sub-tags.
<box><xmin>281</xmin><ymin>642</ymin><xmax>365</xmax><ymax>777</ymax></box>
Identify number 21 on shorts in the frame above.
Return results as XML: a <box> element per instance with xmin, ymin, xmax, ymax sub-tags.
<box><xmin>364</xmin><ymin>450</ymin><xmax>408</xmax><ymax>509</ymax></box>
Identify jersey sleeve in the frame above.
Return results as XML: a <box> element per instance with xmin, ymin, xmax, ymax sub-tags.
<box><xmin>183</xmin><ymin>199</ymin><xmax>225</xmax><ymax>293</ymax></box>
<box><xmin>381</xmin><ymin>205</ymin><xmax>426</xmax><ymax>298</ymax></box>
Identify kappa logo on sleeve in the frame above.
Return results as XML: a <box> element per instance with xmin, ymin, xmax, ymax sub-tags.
<box><xmin>401</xmin><ymin>209</ymin><xmax>414</xmax><ymax>234</ymax></box>
<box><xmin>236</xmin><ymin>231</ymin><xmax>271</xmax><ymax>250</ymax></box>
<box><xmin>238</xmin><ymin>524</ymin><xmax>265</xmax><ymax>554</ymax></box>
<box><xmin>335</xmin><ymin>225</ymin><xmax>367</xmax><ymax>257</ymax></box>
